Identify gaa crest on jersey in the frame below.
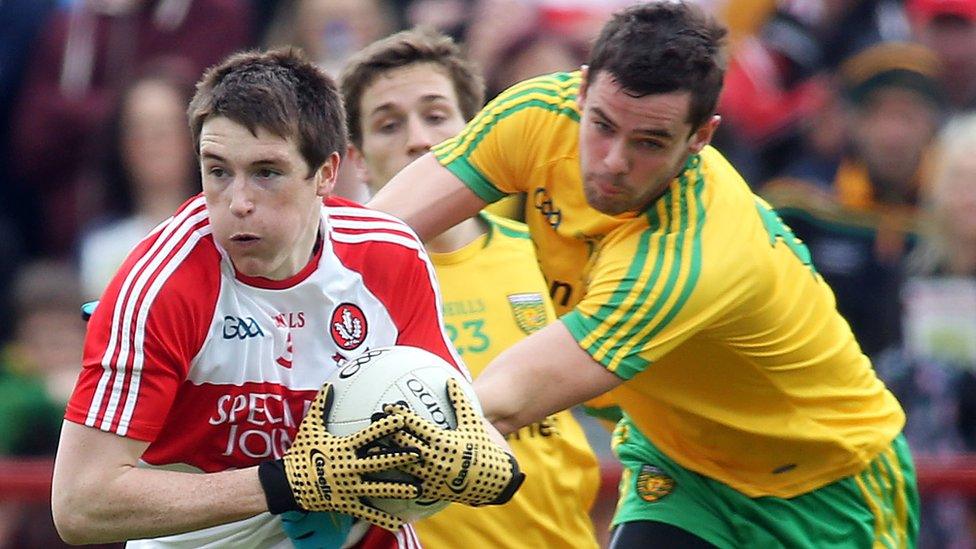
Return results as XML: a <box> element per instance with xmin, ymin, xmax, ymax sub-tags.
<box><xmin>507</xmin><ymin>292</ymin><xmax>548</xmax><ymax>334</ymax></box>
<box><xmin>330</xmin><ymin>303</ymin><xmax>367</xmax><ymax>350</ymax></box>
<box><xmin>636</xmin><ymin>465</ymin><xmax>674</xmax><ymax>503</ymax></box>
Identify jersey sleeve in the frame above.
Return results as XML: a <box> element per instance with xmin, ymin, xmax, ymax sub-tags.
<box><xmin>561</xmin><ymin>168</ymin><xmax>713</xmax><ymax>380</ymax></box>
<box><xmin>387</xmin><ymin>238</ymin><xmax>469</xmax><ymax>381</ymax></box>
<box><xmin>329</xmin><ymin>203</ymin><xmax>470</xmax><ymax>380</ymax></box>
<box><xmin>431</xmin><ymin>72</ymin><xmax>581</xmax><ymax>203</ymax></box>
<box><xmin>65</xmin><ymin>203</ymin><xmax>220</xmax><ymax>441</ymax></box>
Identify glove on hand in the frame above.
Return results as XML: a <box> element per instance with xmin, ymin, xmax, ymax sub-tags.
<box><xmin>383</xmin><ymin>378</ymin><xmax>525</xmax><ymax>507</ymax></box>
<box><xmin>258</xmin><ymin>383</ymin><xmax>421</xmax><ymax>531</ymax></box>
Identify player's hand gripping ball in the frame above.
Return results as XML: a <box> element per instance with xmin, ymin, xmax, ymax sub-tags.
<box><xmin>384</xmin><ymin>377</ymin><xmax>526</xmax><ymax>507</ymax></box>
<box><xmin>323</xmin><ymin>346</ymin><xmax>486</xmax><ymax>521</ymax></box>
<box><xmin>257</xmin><ymin>381</ymin><xmax>422</xmax><ymax>532</ymax></box>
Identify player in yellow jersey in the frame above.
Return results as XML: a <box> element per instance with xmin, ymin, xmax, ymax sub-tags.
<box><xmin>340</xmin><ymin>28</ymin><xmax>601</xmax><ymax>548</ymax></box>
<box><xmin>369</xmin><ymin>3</ymin><xmax>920</xmax><ymax>548</ymax></box>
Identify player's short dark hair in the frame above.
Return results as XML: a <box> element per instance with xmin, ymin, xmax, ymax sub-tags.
<box><xmin>340</xmin><ymin>27</ymin><xmax>485</xmax><ymax>148</ymax></box>
<box><xmin>587</xmin><ymin>1</ymin><xmax>728</xmax><ymax>130</ymax></box>
<box><xmin>188</xmin><ymin>48</ymin><xmax>346</xmax><ymax>177</ymax></box>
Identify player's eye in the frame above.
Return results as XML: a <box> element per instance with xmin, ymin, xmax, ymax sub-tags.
<box><xmin>593</xmin><ymin>120</ymin><xmax>613</xmax><ymax>134</ymax></box>
<box><xmin>208</xmin><ymin>166</ymin><xmax>228</xmax><ymax>178</ymax></box>
<box><xmin>377</xmin><ymin>120</ymin><xmax>401</xmax><ymax>134</ymax></box>
<box><xmin>255</xmin><ymin>167</ymin><xmax>280</xmax><ymax>179</ymax></box>
<box><xmin>425</xmin><ymin>112</ymin><xmax>448</xmax><ymax>125</ymax></box>
<box><xmin>635</xmin><ymin>140</ymin><xmax>664</xmax><ymax>150</ymax></box>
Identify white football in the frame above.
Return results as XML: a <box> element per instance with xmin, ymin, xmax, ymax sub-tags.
<box><xmin>327</xmin><ymin>345</ymin><xmax>481</xmax><ymax>521</ymax></box>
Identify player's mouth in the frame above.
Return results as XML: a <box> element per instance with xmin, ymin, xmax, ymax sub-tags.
<box><xmin>594</xmin><ymin>178</ymin><xmax>624</xmax><ymax>196</ymax></box>
<box><xmin>229</xmin><ymin>233</ymin><xmax>261</xmax><ymax>246</ymax></box>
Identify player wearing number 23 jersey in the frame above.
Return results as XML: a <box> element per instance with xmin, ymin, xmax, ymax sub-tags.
<box><xmin>414</xmin><ymin>212</ymin><xmax>600</xmax><ymax>548</ymax></box>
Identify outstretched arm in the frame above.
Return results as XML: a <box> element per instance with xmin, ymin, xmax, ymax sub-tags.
<box><xmin>367</xmin><ymin>153</ymin><xmax>486</xmax><ymax>241</ymax></box>
<box><xmin>474</xmin><ymin>321</ymin><xmax>624</xmax><ymax>435</ymax></box>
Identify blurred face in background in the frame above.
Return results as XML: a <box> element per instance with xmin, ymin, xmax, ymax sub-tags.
<box><xmin>935</xmin><ymin>154</ymin><xmax>976</xmax><ymax>243</ymax></box>
<box><xmin>850</xmin><ymin>87</ymin><xmax>940</xmax><ymax>191</ymax></box>
<box><xmin>121</xmin><ymin>79</ymin><xmax>195</xmax><ymax>198</ymax></box>
<box><xmin>353</xmin><ymin>62</ymin><xmax>467</xmax><ymax>192</ymax></box>
<box><xmin>296</xmin><ymin>0</ymin><xmax>393</xmax><ymax>73</ymax></box>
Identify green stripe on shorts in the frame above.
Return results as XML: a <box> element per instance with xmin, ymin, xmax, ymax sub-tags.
<box><xmin>610</xmin><ymin>417</ymin><xmax>919</xmax><ymax>548</ymax></box>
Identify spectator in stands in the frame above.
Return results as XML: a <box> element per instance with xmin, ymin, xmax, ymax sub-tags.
<box><xmin>763</xmin><ymin>42</ymin><xmax>945</xmax><ymax>356</ymax></box>
<box><xmin>909</xmin><ymin>0</ymin><xmax>976</xmax><ymax>112</ymax></box>
<box><xmin>483</xmin><ymin>31</ymin><xmax>586</xmax><ymax>102</ymax></box>
<box><xmin>9</xmin><ymin>0</ymin><xmax>252</xmax><ymax>257</ymax></box>
<box><xmin>715</xmin><ymin>8</ymin><xmax>829</xmax><ymax>184</ymax></box>
<box><xmin>814</xmin><ymin>0</ymin><xmax>912</xmax><ymax>69</ymax></box>
<box><xmin>262</xmin><ymin>0</ymin><xmax>397</xmax><ymax>202</ymax></box>
<box><xmin>876</xmin><ymin>113</ymin><xmax>976</xmax><ymax>549</ymax></box>
<box><xmin>0</xmin><ymin>0</ymin><xmax>57</xmax><ymax>345</ymax></box>
<box><xmin>0</xmin><ymin>261</ymin><xmax>115</xmax><ymax>549</ymax></box>
<box><xmin>263</xmin><ymin>0</ymin><xmax>395</xmax><ymax>76</ymax></box>
<box><xmin>0</xmin><ymin>260</ymin><xmax>80</xmax><ymax>457</ymax></box>
<box><xmin>78</xmin><ymin>59</ymin><xmax>199</xmax><ymax>300</ymax></box>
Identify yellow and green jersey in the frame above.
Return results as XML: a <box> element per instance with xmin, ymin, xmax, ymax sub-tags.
<box><xmin>414</xmin><ymin>212</ymin><xmax>600</xmax><ymax>548</ymax></box>
<box><xmin>432</xmin><ymin>71</ymin><xmax>905</xmax><ymax>498</ymax></box>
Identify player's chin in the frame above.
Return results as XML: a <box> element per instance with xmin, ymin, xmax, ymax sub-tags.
<box><xmin>583</xmin><ymin>191</ymin><xmax>630</xmax><ymax>217</ymax></box>
<box><xmin>229</xmin><ymin>254</ymin><xmax>274</xmax><ymax>278</ymax></box>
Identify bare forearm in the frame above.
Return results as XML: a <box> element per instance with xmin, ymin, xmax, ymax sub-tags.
<box><xmin>474</xmin><ymin>322</ymin><xmax>625</xmax><ymax>435</ymax></box>
<box><xmin>53</xmin><ymin>464</ymin><xmax>266</xmax><ymax>544</ymax></box>
<box><xmin>476</xmin><ymin>359</ymin><xmax>553</xmax><ymax>436</ymax></box>
<box><xmin>367</xmin><ymin>153</ymin><xmax>485</xmax><ymax>241</ymax></box>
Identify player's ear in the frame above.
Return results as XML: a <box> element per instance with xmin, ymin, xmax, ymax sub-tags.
<box><xmin>346</xmin><ymin>145</ymin><xmax>371</xmax><ymax>186</ymax></box>
<box><xmin>688</xmin><ymin>115</ymin><xmax>721</xmax><ymax>155</ymax></box>
<box><xmin>315</xmin><ymin>151</ymin><xmax>341</xmax><ymax>197</ymax></box>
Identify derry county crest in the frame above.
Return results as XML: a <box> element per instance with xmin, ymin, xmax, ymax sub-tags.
<box><xmin>330</xmin><ymin>303</ymin><xmax>367</xmax><ymax>350</ymax></box>
<box><xmin>507</xmin><ymin>292</ymin><xmax>548</xmax><ymax>334</ymax></box>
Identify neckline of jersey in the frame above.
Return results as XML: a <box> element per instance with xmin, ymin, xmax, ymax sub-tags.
<box><xmin>429</xmin><ymin>231</ymin><xmax>490</xmax><ymax>266</ymax></box>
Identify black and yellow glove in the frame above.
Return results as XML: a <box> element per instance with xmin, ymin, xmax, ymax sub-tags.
<box><xmin>258</xmin><ymin>383</ymin><xmax>421</xmax><ymax>531</ymax></box>
<box><xmin>383</xmin><ymin>378</ymin><xmax>525</xmax><ymax>507</ymax></box>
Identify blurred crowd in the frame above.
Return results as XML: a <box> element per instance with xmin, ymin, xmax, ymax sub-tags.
<box><xmin>1</xmin><ymin>0</ymin><xmax>976</xmax><ymax>547</ymax></box>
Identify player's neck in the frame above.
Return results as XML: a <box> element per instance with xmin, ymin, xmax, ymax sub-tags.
<box><xmin>426</xmin><ymin>216</ymin><xmax>488</xmax><ymax>254</ymax></box>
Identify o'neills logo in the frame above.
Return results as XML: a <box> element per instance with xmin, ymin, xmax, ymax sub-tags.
<box><xmin>310</xmin><ymin>449</ymin><xmax>332</xmax><ymax>501</ymax></box>
<box><xmin>449</xmin><ymin>443</ymin><xmax>477</xmax><ymax>494</ymax></box>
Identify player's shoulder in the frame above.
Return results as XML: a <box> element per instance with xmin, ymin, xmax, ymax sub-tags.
<box><xmin>491</xmin><ymin>71</ymin><xmax>582</xmax><ymax>121</ymax></box>
<box><xmin>124</xmin><ymin>195</ymin><xmax>221</xmax><ymax>275</ymax></box>
<box><xmin>325</xmin><ymin>197</ymin><xmax>426</xmax><ymax>261</ymax></box>
<box><xmin>94</xmin><ymin>195</ymin><xmax>222</xmax><ymax>324</ymax></box>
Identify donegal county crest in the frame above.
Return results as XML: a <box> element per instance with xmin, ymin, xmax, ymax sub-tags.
<box><xmin>507</xmin><ymin>293</ymin><xmax>548</xmax><ymax>334</ymax></box>
<box><xmin>636</xmin><ymin>465</ymin><xmax>675</xmax><ymax>503</ymax></box>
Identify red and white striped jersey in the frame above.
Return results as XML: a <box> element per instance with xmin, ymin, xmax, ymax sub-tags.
<box><xmin>66</xmin><ymin>195</ymin><xmax>461</xmax><ymax>548</ymax></box>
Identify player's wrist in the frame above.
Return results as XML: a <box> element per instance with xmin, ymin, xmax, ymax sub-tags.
<box><xmin>486</xmin><ymin>451</ymin><xmax>525</xmax><ymax>505</ymax></box>
<box><xmin>257</xmin><ymin>459</ymin><xmax>300</xmax><ymax>514</ymax></box>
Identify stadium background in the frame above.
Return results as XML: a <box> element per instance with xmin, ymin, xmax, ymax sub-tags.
<box><xmin>2</xmin><ymin>0</ymin><xmax>976</xmax><ymax>547</ymax></box>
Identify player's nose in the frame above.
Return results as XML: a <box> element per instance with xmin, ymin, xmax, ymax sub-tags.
<box><xmin>228</xmin><ymin>178</ymin><xmax>255</xmax><ymax>217</ymax></box>
<box><xmin>406</xmin><ymin>117</ymin><xmax>436</xmax><ymax>156</ymax></box>
<box><xmin>604</xmin><ymin>139</ymin><xmax>629</xmax><ymax>174</ymax></box>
